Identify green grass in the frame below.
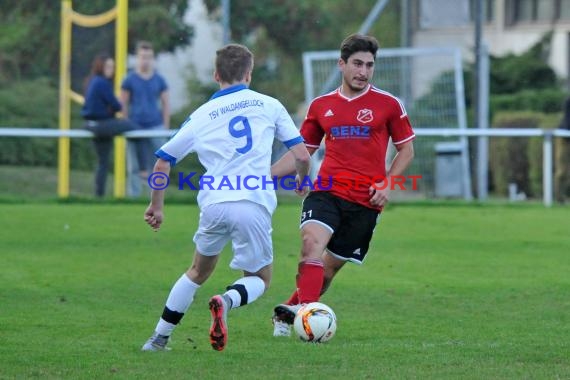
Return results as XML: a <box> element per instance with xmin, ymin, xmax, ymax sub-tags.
<box><xmin>1</xmin><ymin>203</ymin><xmax>569</xmax><ymax>379</ymax></box>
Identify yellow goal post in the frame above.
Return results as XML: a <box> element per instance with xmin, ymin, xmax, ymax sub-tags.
<box><xmin>58</xmin><ymin>0</ymin><xmax>128</xmax><ymax>198</ymax></box>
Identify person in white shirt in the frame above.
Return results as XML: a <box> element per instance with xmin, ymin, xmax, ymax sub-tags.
<box><xmin>141</xmin><ymin>44</ymin><xmax>311</xmax><ymax>352</ymax></box>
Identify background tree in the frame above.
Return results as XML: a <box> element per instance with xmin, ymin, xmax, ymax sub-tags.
<box><xmin>0</xmin><ymin>0</ymin><xmax>193</xmax><ymax>170</ymax></box>
<box><xmin>0</xmin><ymin>0</ymin><xmax>192</xmax><ymax>85</ymax></box>
<box><xmin>202</xmin><ymin>0</ymin><xmax>401</xmax><ymax>111</ymax></box>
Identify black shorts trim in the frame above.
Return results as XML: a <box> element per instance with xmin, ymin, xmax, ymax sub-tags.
<box><xmin>299</xmin><ymin>219</ymin><xmax>334</xmax><ymax>234</ymax></box>
<box><xmin>326</xmin><ymin>248</ymin><xmax>366</xmax><ymax>265</ymax></box>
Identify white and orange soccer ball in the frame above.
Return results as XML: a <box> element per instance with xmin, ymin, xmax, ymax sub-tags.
<box><xmin>293</xmin><ymin>302</ymin><xmax>337</xmax><ymax>343</ymax></box>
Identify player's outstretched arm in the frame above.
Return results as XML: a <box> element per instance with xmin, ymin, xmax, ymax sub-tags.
<box><xmin>386</xmin><ymin>140</ymin><xmax>414</xmax><ymax>178</ymax></box>
<box><xmin>144</xmin><ymin>158</ymin><xmax>171</xmax><ymax>231</ymax></box>
<box><xmin>290</xmin><ymin>143</ymin><xmax>311</xmax><ymax>195</ymax></box>
<box><xmin>369</xmin><ymin>141</ymin><xmax>414</xmax><ymax>207</ymax></box>
<box><xmin>271</xmin><ymin>145</ymin><xmax>316</xmax><ymax>178</ymax></box>
<box><xmin>291</xmin><ymin>143</ymin><xmax>311</xmax><ymax>178</ymax></box>
<box><xmin>271</xmin><ymin>151</ymin><xmax>295</xmax><ymax>178</ymax></box>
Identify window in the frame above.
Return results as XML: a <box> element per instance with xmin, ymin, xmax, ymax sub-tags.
<box><xmin>510</xmin><ymin>0</ymin><xmax>570</xmax><ymax>23</ymax></box>
<box><xmin>515</xmin><ymin>0</ymin><xmax>534</xmax><ymax>22</ymax></box>
<box><xmin>536</xmin><ymin>0</ymin><xmax>556</xmax><ymax>21</ymax></box>
<box><xmin>561</xmin><ymin>0</ymin><xmax>570</xmax><ymax>19</ymax></box>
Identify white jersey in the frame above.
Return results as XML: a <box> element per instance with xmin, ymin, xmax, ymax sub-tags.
<box><xmin>156</xmin><ymin>84</ymin><xmax>303</xmax><ymax>214</ymax></box>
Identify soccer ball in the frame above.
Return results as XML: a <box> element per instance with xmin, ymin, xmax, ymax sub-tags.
<box><xmin>293</xmin><ymin>302</ymin><xmax>337</xmax><ymax>343</ymax></box>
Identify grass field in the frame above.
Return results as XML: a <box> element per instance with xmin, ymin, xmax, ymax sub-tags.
<box><xmin>1</xmin><ymin>202</ymin><xmax>569</xmax><ymax>379</ymax></box>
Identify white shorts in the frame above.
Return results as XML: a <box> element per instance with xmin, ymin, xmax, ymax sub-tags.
<box><xmin>193</xmin><ymin>200</ymin><xmax>273</xmax><ymax>273</ymax></box>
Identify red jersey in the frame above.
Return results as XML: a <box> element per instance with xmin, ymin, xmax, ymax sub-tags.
<box><xmin>301</xmin><ymin>84</ymin><xmax>415</xmax><ymax>210</ymax></box>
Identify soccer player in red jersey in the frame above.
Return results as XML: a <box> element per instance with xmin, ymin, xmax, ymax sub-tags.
<box><xmin>270</xmin><ymin>34</ymin><xmax>416</xmax><ymax>336</ymax></box>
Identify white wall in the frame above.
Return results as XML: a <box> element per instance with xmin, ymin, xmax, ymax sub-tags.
<box><xmin>414</xmin><ymin>26</ymin><xmax>569</xmax><ymax>78</ymax></box>
<box><xmin>154</xmin><ymin>0</ymin><xmax>223</xmax><ymax>114</ymax></box>
<box><xmin>413</xmin><ymin>0</ymin><xmax>570</xmax><ymax>79</ymax></box>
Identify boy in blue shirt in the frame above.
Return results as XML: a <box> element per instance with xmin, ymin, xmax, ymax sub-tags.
<box><xmin>121</xmin><ymin>41</ymin><xmax>170</xmax><ymax>197</ymax></box>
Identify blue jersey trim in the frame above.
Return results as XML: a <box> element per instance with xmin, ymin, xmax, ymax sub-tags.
<box><xmin>210</xmin><ymin>84</ymin><xmax>248</xmax><ymax>100</ymax></box>
<box><xmin>155</xmin><ymin>149</ymin><xmax>177</xmax><ymax>167</ymax></box>
<box><xmin>283</xmin><ymin>136</ymin><xmax>304</xmax><ymax>148</ymax></box>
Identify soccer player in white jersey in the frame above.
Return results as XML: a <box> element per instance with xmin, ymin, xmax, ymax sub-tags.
<box><xmin>141</xmin><ymin>44</ymin><xmax>311</xmax><ymax>352</ymax></box>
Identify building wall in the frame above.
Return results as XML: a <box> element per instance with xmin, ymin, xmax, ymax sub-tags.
<box><xmin>412</xmin><ymin>0</ymin><xmax>570</xmax><ymax>79</ymax></box>
<box><xmin>127</xmin><ymin>0</ymin><xmax>223</xmax><ymax>114</ymax></box>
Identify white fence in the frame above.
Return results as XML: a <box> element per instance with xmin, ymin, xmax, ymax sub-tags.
<box><xmin>1</xmin><ymin>127</ymin><xmax>570</xmax><ymax>207</ymax></box>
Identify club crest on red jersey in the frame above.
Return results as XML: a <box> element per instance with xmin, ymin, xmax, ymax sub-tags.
<box><xmin>357</xmin><ymin>109</ymin><xmax>373</xmax><ymax>123</ymax></box>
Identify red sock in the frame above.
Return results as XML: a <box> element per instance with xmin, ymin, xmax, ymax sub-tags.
<box><xmin>285</xmin><ymin>290</ymin><xmax>299</xmax><ymax>305</ymax></box>
<box><xmin>286</xmin><ymin>270</ymin><xmax>329</xmax><ymax>304</ymax></box>
<box><xmin>296</xmin><ymin>259</ymin><xmax>324</xmax><ymax>304</ymax></box>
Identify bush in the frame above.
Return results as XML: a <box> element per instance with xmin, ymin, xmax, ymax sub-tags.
<box><xmin>490</xmin><ymin>89</ymin><xmax>566</xmax><ymax>115</ymax></box>
<box><xmin>527</xmin><ymin>113</ymin><xmax>561</xmax><ymax>197</ymax></box>
<box><xmin>0</xmin><ymin>78</ymin><xmax>59</xmax><ymax>167</ymax></box>
<box><xmin>490</xmin><ymin>112</ymin><xmax>537</xmax><ymax>196</ymax></box>
<box><xmin>489</xmin><ymin>32</ymin><xmax>558</xmax><ymax>95</ymax></box>
<box><xmin>490</xmin><ymin>111</ymin><xmax>564</xmax><ymax>199</ymax></box>
<box><xmin>0</xmin><ymin>77</ymin><xmax>58</xmax><ymax>128</ymax></box>
<box><xmin>0</xmin><ymin>79</ymin><xmax>134</xmax><ymax>171</ymax></box>
<box><xmin>490</xmin><ymin>56</ymin><xmax>558</xmax><ymax>94</ymax></box>
<box><xmin>555</xmin><ymin>136</ymin><xmax>570</xmax><ymax>202</ymax></box>
<box><xmin>0</xmin><ymin>79</ymin><xmax>94</xmax><ymax>169</ymax></box>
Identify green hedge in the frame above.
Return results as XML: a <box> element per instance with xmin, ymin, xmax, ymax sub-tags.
<box><xmin>0</xmin><ymin>79</ymin><xmax>199</xmax><ymax>173</ymax></box>
<box><xmin>0</xmin><ymin>78</ymin><xmax>95</xmax><ymax>169</ymax></box>
<box><xmin>555</xmin><ymin>136</ymin><xmax>570</xmax><ymax>202</ymax></box>
<box><xmin>490</xmin><ymin>89</ymin><xmax>566</xmax><ymax>115</ymax></box>
<box><xmin>490</xmin><ymin>111</ymin><xmax>564</xmax><ymax>199</ymax></box>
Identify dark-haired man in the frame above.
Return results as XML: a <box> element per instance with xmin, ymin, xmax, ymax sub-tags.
<box><xmin>271</xmin><ymin>34</ymin><xmax>416</xmax><ymax>336</ymax></box>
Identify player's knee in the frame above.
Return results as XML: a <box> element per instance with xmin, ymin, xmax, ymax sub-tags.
<box><xmin>324</xmin><ymin>267</ymin><xmax>337</xmax><ymax>280</ymax></box>
<box><xmin>255</xmin><ymin>272</ymin><xmax>271</xmax><ymax>290</ymax></box>
<box><xmin>186</xmin><ymin>266</ymin><xmax>209</xmax><ymax>285</ymax></box>
<box><xmin>301</xmin><ymin>232</ymin><xmax>326</xmax><ymax>259</ymax></box>
<box><xmin>261</xmin><ymin>277</ymin><xmax>271</xmax><ymax>290</ymax></box>
<box><xmin>245</xmin><ymin>267</ymin><xmax>272</xmax><ymax>290</ymax></box>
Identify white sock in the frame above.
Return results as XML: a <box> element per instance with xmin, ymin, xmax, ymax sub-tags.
<box><xmin>224</xmin><ymin>276</ymin><xmax>266</xmax><ymax>309</ymax></box>
<box><xmin>155</xmin><ymin>274</ymin><xmax>200</xmax><ymax>336</ymax></box>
